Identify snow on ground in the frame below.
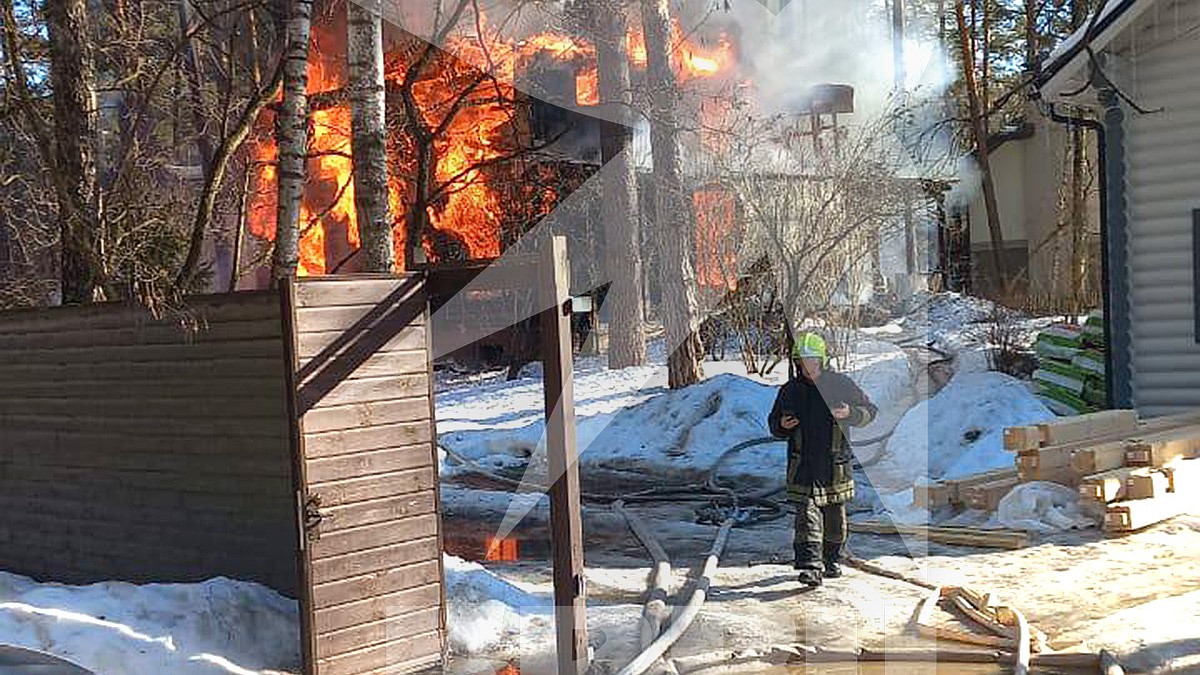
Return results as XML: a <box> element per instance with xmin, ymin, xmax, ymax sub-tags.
<box><xmin>0</xmin><ymin>573</ymin><xmax>300</xmax><ymax>674</ymax></box>
<box><xmin>437</xmin><ymin>337</ymin><xmax>912</xmax><ymax>488</ymax></box>
<box><xmin>1074</xmin><ymin>589</ymin><xmax>1200</xmax><ymax>674</ymax></box>
<box><xmin>443</xmin><ymin>556</ymin><xmax>551</xmax><ymax>656</ymax></box>
<box><xmin>0</xmin><ymin>557</ymin><xmax>561</xmax><ymax>672</ymax></box>
<box><xmin>866</xmin><ymin>371</ymin><xmax>1056</xmax><ymax>521</ymax></box>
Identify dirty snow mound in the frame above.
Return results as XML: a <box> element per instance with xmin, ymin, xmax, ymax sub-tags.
<box><xmin>444</xmin><ymin>555</ymin><xmax>550</xmax><ymax>655</ymax></box>
<box><xmin>0</xmin><ymin>573</ymin><xmax>300</xmax><ymax>674</ymax></box>
<box><xmin>871</xmin><ymin>372</ymin><xmax>1055</xmax><ymax>492</ymax></box>
<box><xmin>441</xmin><ymin>338</ymin><xmax>910</xmax><ymax>488</ymax></box>
<box><xmin>995</xmin><ymin>482</ymin><xmax>1098</xmax><ymax>533</ymax></box>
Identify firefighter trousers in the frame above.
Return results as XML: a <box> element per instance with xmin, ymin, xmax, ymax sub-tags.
<box><xmin>792</xmin><ymin>497</ymin><xmax>847</xmax><ymax>571</ymax></box>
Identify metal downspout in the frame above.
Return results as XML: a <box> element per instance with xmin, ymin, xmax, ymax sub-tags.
<box><xmin>1043</xmin><ymin>104</ymin><xmax>1112</xmax><ymax>410</ymax></box>
<box><xmin>1098</xmin><ymin>86</ymin><xmax>1134</xmax><ymax>409</ymax></box>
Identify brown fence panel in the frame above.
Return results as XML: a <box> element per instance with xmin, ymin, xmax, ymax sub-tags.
<box><xmin>285</xmin><ymin>275</ymin><xmax>446</xmax><ymax>675</ymax></box>
<box><xmin>0</xmin><ymin>292</ymin><xmax>298</xmax><ymax>594</ymax></box>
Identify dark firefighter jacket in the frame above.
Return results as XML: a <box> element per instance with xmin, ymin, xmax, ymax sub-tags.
<box><xmin>768</xmin><ymin>370</ymin><xmax>877</xmax><ymax>506</ymax></box>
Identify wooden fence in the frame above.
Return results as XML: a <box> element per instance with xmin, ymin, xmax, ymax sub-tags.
<box><xmin>0</xmin><ymin>275</ymin><xmax>445</xmax><ymax>675</ymax></box>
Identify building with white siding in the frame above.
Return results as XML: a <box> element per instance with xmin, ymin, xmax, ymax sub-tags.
<box><xmin>1038</xmin><ymin>0</ymin><xmax>1200</xmax><ymax>415</ymax></box>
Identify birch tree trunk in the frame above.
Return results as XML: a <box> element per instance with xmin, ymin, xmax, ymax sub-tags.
<box><xmin>955</xmin><ymin>2</ymin><xmax>1008</xmax><ymax>291</ymax></box>
<box><xmin>641</xmin><ymin>0</ymin><xmax>703</xmax><ymax>389</ymax></box>
<box><xmin>273</xmin><ymin>0</ymin><xmax>313</xmax><ymax>280</ymax></box>
<box><xmin>45</xmin><ymin>0</ymin><xmax>100</xmax><ymax>303</ymax></box>
<box><xmin>348</xmin><ymin>0</ymin><xmax>393</xmax><ymax>272</ymax></box>
<box><xmin>595</xmin><ymin>0</ymin><xmax>646</xmax><ymax>369</ymax></box>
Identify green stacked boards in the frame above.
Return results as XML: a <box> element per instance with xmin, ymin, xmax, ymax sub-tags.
<box><xmin>1034</xmin><ymin>311</ymin><xmax>1108</xmax><ymax>416</ymax></box>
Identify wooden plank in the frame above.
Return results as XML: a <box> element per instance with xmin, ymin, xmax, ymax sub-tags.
<box><xmin>315</xmin><ymin>629</ymin><xmax>441</xmax><ymax>675</ymax></box>
<box><xmin>6</xmin><ymin>446</ymin><xmax>289</xmax><ymax>476</ymax></box>
<box><xmin>0</xmin><ymin>376</ymin><xmax>285</xmax><ymax>400</ymax></box>
<box><xmin>302</xmin><ymin>398</ymin><xmax>431</xmax><ymax>435</ymax></box>
<box><xmin>1017</xmin><ymin>445</ymin><xmax>1075</xmax><ymax>471</ymax></box>
<box><xmin>1125</xmin><ymin>469</ymin><xmax>1171</xmax><ymax>500</ymax></box>
<box><xmin>1004</xmin><ymin>426</ymin><xmax>1041</xmax><ymax>452</ymax></box>
<box><xmin>848</xmin><ymin>521</ymin><xmax>1029</xmax><ymax>549</ymax></box>
<box><xmin>0</xmin><ymin>428</ymin><xmax>288</xmax><ymax>456</ymax></box>
<box><xmin>1104</xmin><ymin>494</ymin><xmax>1192</xmax><ymax>533</ymax></box>
<box><xmin>305</xmin><ymin>444</ymin><xmax>433</xmax><ymax>485</ymax></box>
<box><xmin>309</xmin><ymin>514</ymin><xmax>439</xmax><ymax>560</ymax></box>
<box><xmin>540</xmin><ymin>236</ymin><xmax>587</xmax><ymax>675</ymax></box>
<box><xmin>1079</xmin><ymin>467</ymin><xmax>1139</xmax><ymax>503</ymax></box>
<box><xmin>299</xmin><ymin>351</ymin><xmax>427</xmax><ymax>383</ymax></box>
<box><xmin>0</xmin><ymin>339</ymin><xmax>286</xmax><ymax>365</ymax></box>
<box><xmin>303</xmin><ymin>421</ymin><xmax>432</xmax><ymax>458</ymax></box>
<box><xmin>0</xmin><ymin>413</ymin><xmax>287</xmax><ymax>438</ymax></box>
<box><xmin>912</xmin><ymin>482</ymin><xmax>956</xmax><ymax>508</ymax></box>
<box><xmin>0</xmin><ymin>357</ymin><xmax>286</xmax><ymax>382</ymax></box>
<box><xmin>294</xmin><ymin>276</ymin><xmax>421</xmax><ymax>309</ymax></box>
<box><xmin>961</xmin><ymin>477</ymin><xmax>1019</xmax><ymax>512</ymax></box>
<box><xmin>3</xmin><ymin>464</ymin><xmax>293</xmax><ymax>496</ymax></box>
<box><xmin>299</xmin><ymin>374</ymin><xmax>427</xmax><ymax>412</ymax></box>
<box><xmin>297</xmin><ymin>326</ymin><xmax>425</xmax><ymax>361</ymax></box>
<box><xmin>0</xmin><ymin>395</ymin><xmax>285</xmax><ymax>421</ymax></box>
<box><xmin>311</xmin><ymin>559</ymin><xmax>440</xmax><ymax>610</ymax></box>
<box><xmin>309</xmin><ymin>468</ymin><xmax>436</xmax><ymax>508</ymax></box>
<box><xmin>0</xmin><ymin>291</ymin><xmax>279</xmax><ymax>334</ymax></box>
<box><xmin>296</xmin><ymin>303</ymin><xmax>426</xmax><ymax>334</ymax></box>
<box><xmin>913</xmin><ymin>469</ymin><xmax>1021</xmax><ymax>508</ymax></box>
<box><xmin>315</xmin><ymin>606</ymin><xmax>441</xmax><ymax>659</ymax></box>
<box><xmin>1165</xmin><ymin>457</ymin><xmax>1200</xmax><ymax>493</ymax></box>
<box><xmin>0</xmin><ymin>318</ymin><xmax>282</xmax><ymax>351</ymax></box>
<box><xmin>1037</xmin><ymin>410</ymin><xmax>1138</xmax><ymax>447</ymax></box>
<box><xmin>309</xmin><ymin>533</ymin><xmax>441</xmax><ymax>581</ymax></box>
<box><xmin>1125</xmin><ymin>428</ymin><xmax>1200</xmax><ymax>466</ymax></box>
<box><xmin>1071</xmin><ymin>441</ymin><xmax>1129</xmax><ymax>474</ymax></box>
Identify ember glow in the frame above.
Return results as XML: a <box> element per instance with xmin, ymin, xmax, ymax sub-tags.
<box><xmin>248</xmin><ymin>8</ymin><xmax>737</xmax><ymax>275</ymax></box>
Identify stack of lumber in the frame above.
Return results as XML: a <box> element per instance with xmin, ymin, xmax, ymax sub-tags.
<box><xmin>1033</xmin><ymin>311</ymin><xmax>1107</xmax><ymax>415</ymax></box>
<box><xmin>913</xmin><ymin>468</ymin><xmax>1018</xmax><ymax>510</ymax></box>
<box><xmin>1005</xmin><ymin>409</ymin><xmax>1200</xmax><ymax>534</ymax></box>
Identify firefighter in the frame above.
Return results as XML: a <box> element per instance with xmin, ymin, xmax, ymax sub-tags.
<box><xmin>768</xmin><ymin>332</ymin><xmax>877</xmax><ymax>587</ymax></box>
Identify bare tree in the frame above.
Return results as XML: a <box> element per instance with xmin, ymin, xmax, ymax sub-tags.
<box><xmin>640</xmin><ymin>0</ymin><xmax>703</xmax><ymax>389</ymax></box>
<box><xmin>348</xmin><ymin>0</ymin><xmax>393</xmax><ymax>272</ymax></box>
<box><xmin>705</xmin><ymin>113</ymin><xmax>912</xmax><ymax>337</ymax></box>
<box><xmin>274</xmin><ymin>0</ymin><xmax>314</xmax><ymax>280</ymax></box>
<box><xmin>45</xmin><ymin>0</ymin><xmax>101</xmax><ymax>302</ymax></box>
<box><xmin>954</xmin><ymin>1</ymin><xmax>1007</xmax><ymax>290</ymax></box>
<box><xmin>593</xmin><ymin>0</ymin><xmax>646</xmax><ymax>368</ymax></box>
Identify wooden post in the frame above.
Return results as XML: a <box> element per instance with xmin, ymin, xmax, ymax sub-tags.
<box><xmin>540</xmin><ymin>235</ymin><xmax>588</xmax><ymax>675</ymax></box>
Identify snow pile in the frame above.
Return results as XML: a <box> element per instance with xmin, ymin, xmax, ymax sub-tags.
<box><xmin>870</xmin><ymin>372</ymin><xmax>1055</xmax><ymax>494</ymax></box>
<box><xmin>439</xmin><ymin>338</ymin><xmax>910</xmax><ymax>487</ymax></box>
<box><xmin>996</xmin><ymin>482</ymin><xmax>1099</xmax><ymax>533</ymax></box>
<box><xmin>0</xmin><ymin>573</ymin><xmax>300</xmax><ymax>674</ymax></box>
<box><xmin>443</xmin><ymin>555</ymin><xmax>550</xmax><ymax>655</ymax></box>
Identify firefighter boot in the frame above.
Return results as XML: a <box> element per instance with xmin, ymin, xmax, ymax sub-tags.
<box><xmin>823</xmin><ymin>542</ymin><xmax>843</xmax><ymax>579</ymax></box>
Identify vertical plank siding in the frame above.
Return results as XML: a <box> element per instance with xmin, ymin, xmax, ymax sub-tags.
<box><xmin>290</xmin><ymin>275</ymin><xmax>445</xmax><ymax>675</ymax></box>
<box><xmin>0</xmin><ymin>292</ymin><xmax>298</xmax><ymax>594</ymax></box>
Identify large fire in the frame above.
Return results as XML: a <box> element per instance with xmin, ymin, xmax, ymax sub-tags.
<box><xmin>248</xmin><ymin>6</ymin><xmax>736</xmax><ymax>276</ymax></box>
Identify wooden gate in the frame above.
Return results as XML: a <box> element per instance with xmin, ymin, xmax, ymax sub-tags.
<box><xmin>282</xmin><ymin>275</ymin><xmax>446</xmax><ymax>675</ymax></box>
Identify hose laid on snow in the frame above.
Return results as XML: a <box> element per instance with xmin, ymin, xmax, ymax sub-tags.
<box><xmin>614</xmin><ymin>518</ymin><xmax>736</xmax><ymax>675</ymax></box>
<box><xmin>612</xmin><ymin>500</ymin><xmax>674</xmax><ymax>654</ymax></box>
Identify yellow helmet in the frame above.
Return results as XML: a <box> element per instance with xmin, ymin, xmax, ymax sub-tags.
<box><xmin>791</xmin><ymin>332</ymin><xmax>828</xmax><ymax>365</ymax></box>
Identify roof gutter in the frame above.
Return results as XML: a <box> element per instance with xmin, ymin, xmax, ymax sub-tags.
<box><xmin>1035</xmin><ymin>0</ymin><xmax>1141</xmax><ymax>89</ymax></box>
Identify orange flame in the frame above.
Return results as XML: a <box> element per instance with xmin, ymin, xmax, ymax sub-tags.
<box><xmin>485</xmin><ymin>536</ymin><xmax>519</xmax><ymax>562</ymax></box>
<box><xmin>694</xmin><ymin>187</ymin><xmax>738</xmax><ymax>291</ymax></box>
<box><xmin>247</xmin><ymin>12</ymin><xmax>736</xmax><ymax>276</ymax></box>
